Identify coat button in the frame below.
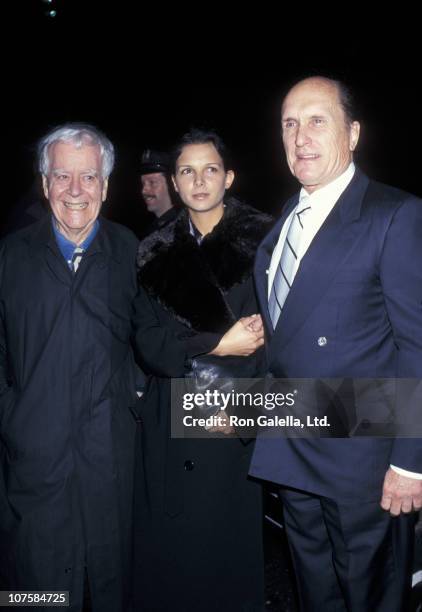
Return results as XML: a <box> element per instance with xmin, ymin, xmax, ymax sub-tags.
<box><xmin>317</xmin><ymin>336</ymin><xmax>328</xmax><ymax>347</ymax></box>
<box><xmin>184</xmin><ymin>460</ymin><xmax>194</xmax><ymax>471</ymax></box>
<box><xmin>129</xmin><ymin>406</ymin><xmax>142</xmax><ymax>424</ymax></box>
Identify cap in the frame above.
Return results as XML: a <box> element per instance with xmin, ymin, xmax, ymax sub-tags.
<box><xmin>140</xmin><ymin>149</ymin><xmax>170</xmax><ymax>175</ymax></box>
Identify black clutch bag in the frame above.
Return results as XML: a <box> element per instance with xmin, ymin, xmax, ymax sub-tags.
<box><xmin>185</xmin><ymin>354</ymin><xmax>257</xmax><ymax>419</ymax></box>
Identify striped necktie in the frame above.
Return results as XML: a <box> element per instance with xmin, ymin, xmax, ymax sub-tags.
<box><xmin>71</xmin><ymin>247</ymin><xmax>84</xmax><ymax>274</ymax></box>
<box><xmin>268</xmin><ymin>201</ymin><xmax>311</xmax><ymax>328</ymax></box>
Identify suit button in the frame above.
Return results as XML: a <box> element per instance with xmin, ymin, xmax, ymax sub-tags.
<box><xmin>317</xmin><ymin>336</ymin><xmax>328</xmax><ymax>347</ymax></box>
<box><xmin>184</xmin><ymin>460</ymin><xmax>194</xmax><ymax>471</ymax></box>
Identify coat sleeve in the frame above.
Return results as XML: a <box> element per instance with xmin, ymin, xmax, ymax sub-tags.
<box><xmin>379</xmin><ymin>195</ymin><xmax>422</xmax><ymax>472</ymax></box>
<box><xmin>0</xmin><ymin>242</ymin><xmax>11</xmax><ymax>399</ymax></box>
<box><xmin>229</xmin><ymin>276</ymin><xmax>267</xmax><ymax>377</ymax></box>
<box><xmin>0</xmin><ymin>241</ymin><xmax>16</xmax><ymax>534</ymax></box>
<box><xmin>132</xmin><ymin>285</ymin><xmax>221</xmax><ymax>378</ymax></box>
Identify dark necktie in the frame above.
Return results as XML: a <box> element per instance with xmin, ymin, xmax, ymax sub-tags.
<box><xmin>71</xmin><ymin>247</ymin><xmax>84</xmax><ymax>274</ymax></box>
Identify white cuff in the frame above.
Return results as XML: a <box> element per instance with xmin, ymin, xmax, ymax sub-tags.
<box><xmin>390</xmin><ymin>464</ymin><xmax>422</xmax><ymax>479</ymax></box>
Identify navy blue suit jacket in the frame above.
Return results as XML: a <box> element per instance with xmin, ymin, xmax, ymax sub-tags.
<box><xmin>250</xmin><ymin>169</ymin><xmax>422</xmax><ymax>501</ymax></box>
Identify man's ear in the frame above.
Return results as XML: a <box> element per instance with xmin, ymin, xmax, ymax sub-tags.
<box><xmin>42</xmin><ymin>175</ymin><xmax>49</xmax><ymax>200</ymax></box>
<box><xmin>102</xmin><ymin>178</ymin><xmax>109</xmax><ymax>201</ymax></box>
<box><xmin>349</xmin><ymin>121</ymin><xmax>360</xmax><ymax>152</ymax></box>
<box><xmin>171</xmin><ymin>175</ymin><xmax>179</xmax><ymax>193</ymax></box>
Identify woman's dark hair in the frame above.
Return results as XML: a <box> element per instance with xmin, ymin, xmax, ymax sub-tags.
<box><xmin>172</xmin><ymin>128</ymin><xmax>233</xmax><ymax>172</ymax></box>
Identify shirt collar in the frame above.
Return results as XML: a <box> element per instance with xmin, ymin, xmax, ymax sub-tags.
<box><xmin>298</xmin><ymin>162</ymin><xmax>355</xmax><ymax>209</ymax></box>
<box><xmin>188</xmin><ymin>204</ymin><xmax>227</xmax><ymax>245</ymax></box>
<box><xmin>188</xmin><ymin>217</ymin><xmax>204</xmax><ymax>245</ymax></box>
<box><xmin>52</xmin><ymin>218</ymin><xmax>99</xmax><ymax>262</ymax></box>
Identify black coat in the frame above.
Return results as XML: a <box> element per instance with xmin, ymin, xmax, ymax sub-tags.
<box><xmin>132</xmin><ymin>199</ymin><xmax>272</xmax><ymax>612</ymax></box>
<box><xmin>138</xmin><ymin>206</ymin><xmax>180</xmax><ymax>241</ymax></box>
<box><xmin>0</xmin><ymin>216</ymin><xmax>141</xmax><ymax>612</ymax></box>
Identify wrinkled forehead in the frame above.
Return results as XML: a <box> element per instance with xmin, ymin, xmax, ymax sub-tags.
<box><xmin>48</xmin><ymin>140</ymin><xmax>102</xmax><ymax>165</ymax></box>
<box><xmin>282</xmin><ymin>79</ymin><xmax>342</xmax><ymax>118</ymax></box>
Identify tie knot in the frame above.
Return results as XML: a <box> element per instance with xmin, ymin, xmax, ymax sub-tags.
<box><xmin>71</xmin><ymin>247</ymin><xmax>84</xmax><ymax>273</ymax></box>
<box><xmin>71</xmin><ymin>246</ymin><xmax>84</xmax><ymax>260</ymax></box>
<box><xmin>296</xmin><ymin>203</ymin><xmax>311</xmax><ymax>228</ymax></box>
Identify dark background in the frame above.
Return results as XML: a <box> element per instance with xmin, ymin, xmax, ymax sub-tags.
<box><xmin>2</xmin><ymin>6</ymin><xmax>421</xmax><ymax>609</ymax></box>
<box><xmin>2</xmin><ymin>2</ymin><xmax>420</xmax><ymax>235</ymax></box>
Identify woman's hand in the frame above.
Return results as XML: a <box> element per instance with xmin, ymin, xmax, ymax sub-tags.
<box><xmin>244</xmin><ymin>314</ymin><xmax>263</xmax><ymax>333</ymax></box>
<box><xmin>206</xmin><ymin>411</ymin><xmax>235</xmax><ymax>435</ymax></box>
<box><xmin>210</xmin><ymin>315</ymin><xmax>264</xmax><ymax>357</ymax></box>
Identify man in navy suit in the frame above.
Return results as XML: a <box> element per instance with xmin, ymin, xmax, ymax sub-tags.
<box><xmin>250</xmin><ymin>76</ymin><xmax>422</xmax><ymax>611</ymax></box>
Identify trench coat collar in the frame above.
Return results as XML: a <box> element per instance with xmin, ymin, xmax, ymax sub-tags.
<box><xmin>27</xmin><ymin>214</ymin><xmax>124</xmax><ymax>262</ymax></box>
<box><xmin>25</xmin><ymin>214</ymin><xmax>125</xmax><ymax>286</ymax></box>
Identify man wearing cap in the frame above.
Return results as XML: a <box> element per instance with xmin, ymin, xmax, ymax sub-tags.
<box><xmin>139</xmin><ymin>149</ymin><xmax>178</xmax><ymax>237</ymax></box>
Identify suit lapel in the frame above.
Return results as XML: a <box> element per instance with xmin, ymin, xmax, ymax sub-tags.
<box><xmin>272</xmin><ymin>170</ymin><xmax>370</xmax><ymax>348</ymax></box>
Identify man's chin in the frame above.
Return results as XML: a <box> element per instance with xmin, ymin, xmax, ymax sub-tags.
<box><xmin>57</xmin><ymin>222</ymin><xmax>94</xmax><ymax>244</ymax></box>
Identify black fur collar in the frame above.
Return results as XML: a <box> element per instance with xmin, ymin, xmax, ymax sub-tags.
<box><xmin>137</xmin><ymin>198</ymin><xmax>273</xmax><ymax>333</ymax></box>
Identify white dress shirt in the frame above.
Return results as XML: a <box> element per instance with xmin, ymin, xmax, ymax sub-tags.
<box><xmin>268</xmin><ymin>163</ymin><xmax>356</xmax><ymax>298</ymax></box>
<box><xmin>268</xmin><ymin>162</ymin><xmax>422</xmax><ymax>480</ymax></box>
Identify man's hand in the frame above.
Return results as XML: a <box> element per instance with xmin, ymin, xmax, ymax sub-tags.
<box><xmin>380</xmin><ymin>468</ymin><xmax>422</xmax><ymax>516</ymax></box>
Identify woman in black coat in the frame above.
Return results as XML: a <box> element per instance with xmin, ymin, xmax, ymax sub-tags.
<box><xmin>132</xmin><ymin>129</ymin><xmax>272</xmax><ymax>612</ymax></box>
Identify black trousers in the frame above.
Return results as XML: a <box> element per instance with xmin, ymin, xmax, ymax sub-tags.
<box><xmin>280</xmin><ymin>487</ymin><xmax>416</xmax><ymax>612</ymax></box>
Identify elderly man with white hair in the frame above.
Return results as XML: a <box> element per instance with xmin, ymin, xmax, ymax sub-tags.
<box><xmin>0</xmin><ymin>123</ymin><xmax>141</xmax><ymax>612</ymax></box>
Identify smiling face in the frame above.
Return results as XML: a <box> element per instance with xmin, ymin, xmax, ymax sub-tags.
<box><xmin>141</xmin><ymin>172</ymin><xmax>172</xmax><ymax>217</ymax></box>
<box><xmin>281</xmin><ymin>78</ymin><xmax>360</xmax><ymax>193</ymax></box>
<box><xmin>172</xmin><ymin>142</ymin><xmax>234</xmax><ymax>215</ymax></box>
<box><xmin>42</xmin><ymin>140</ymin><xmax>108</xmax><ymax>244</ymax></box>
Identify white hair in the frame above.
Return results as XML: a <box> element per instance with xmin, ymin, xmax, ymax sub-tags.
<box><xmin>38</xmin><ymin>122</ymin><xmax>115</xmax><ymax>179</ymax></box>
